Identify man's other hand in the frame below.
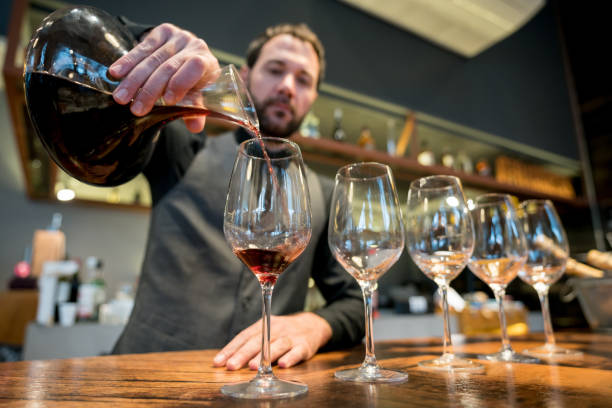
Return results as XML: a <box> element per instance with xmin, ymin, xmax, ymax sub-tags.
<box><xmin>213</xmin><ymin>312</ymin><xmax>332</xmax><ymax>370</ymax></box>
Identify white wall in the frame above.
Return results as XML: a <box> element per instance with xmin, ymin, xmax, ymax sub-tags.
<box><xmin>0</xmin><ymin>50</ymin><xmax>150</xmax><ymax>297</ymax></box>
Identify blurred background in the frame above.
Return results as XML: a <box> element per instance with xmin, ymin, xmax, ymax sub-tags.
<box><xmin>1</xmin><ymin>0</ymin><xmax>610</xmax><ymax>361</ymax></box>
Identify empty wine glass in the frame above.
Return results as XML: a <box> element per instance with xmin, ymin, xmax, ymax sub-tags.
<box><xmin>222</xmin><ymin>138</ymin><xmax>312</xmax><ymax>399</ymax></box>
<box><xmin>468</xmin><ymin>194</ymin><xmax>538</xmax><ymax>363</ymax></box>
<box><xmin>405</xmin><ymin>175</ymin><xmax>482</xmax><ymax>372</ymax></box>
<box><xmin>518</xmin><ymin>199</ymin><xmax>583</xmax><ymax>359</ymax></box>
<box><xmin>328</xmin><ymin>162</ymin><xmax>407</xmax><ymax>382</ymax></box>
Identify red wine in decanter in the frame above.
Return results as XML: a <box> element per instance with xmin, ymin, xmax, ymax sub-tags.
<box><xmin>24</xmin><ymin>71</ymin><xmax>262</xmax><ymax>186</ymax></box>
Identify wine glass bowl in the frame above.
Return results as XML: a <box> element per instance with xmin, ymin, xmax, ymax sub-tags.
<box><xmin>328</xmin><ymin>162</ymin><xmax>407</xmax><ymax>383</ymax></box>
<box><xmin>405</xmin><ymin>175</ymin><xmax>482</xmax><ymax>372</ymax></box>
<box><xmin>222</xmin><ymin>137</ymin><xmax>311</xmax><ymax>399</ymax></box>
<box><xmin>468</xmin><ymin>193</ymin><xmax>538</xmax><ymax>363</ymax></box>
<box><xmin>518</xmin><ymin>199</ymin><xmax>583</xmax><ymax>359</ymax></box>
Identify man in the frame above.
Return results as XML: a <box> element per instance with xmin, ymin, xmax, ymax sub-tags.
<box><xmin>109</xmin><ymin>21</ymin><xmax>364</xmax><ymax>370</ymax></box>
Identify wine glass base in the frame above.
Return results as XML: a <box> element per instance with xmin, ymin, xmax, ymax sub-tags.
<box><xmin>523</xmin><ymin>344</ymin><xmax>583</xmax><ymax>360</ymax></box>
<box><xmin>221</xmin><ymin>376</ymin><xmax>307</xmax><ymax>399</ymax></box>
<box><xmin>335</xmin><ymin>366</ymin><xmax>408</xmax><ymax>383</ymax></box>
<box><xmin>418</xmin><ymin>355</ymin><xmax>484</xmax><ymax>372</ymax></box>
<box><xmin>479</xmin><ymin>349</ymin><xmax>539</xmax><ymax>364</ymax></box>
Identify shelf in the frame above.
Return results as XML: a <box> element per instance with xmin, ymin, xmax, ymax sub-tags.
<box><xmin>292</xmin><ymin>135</ymin><xmax>588</xmax><ymax>208</ymax></box>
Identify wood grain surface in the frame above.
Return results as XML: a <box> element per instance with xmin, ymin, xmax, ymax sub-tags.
<box><xmin>1</xmin><ymin>332</ymin><xmax>611</xmax><ymax>407</ymax></box>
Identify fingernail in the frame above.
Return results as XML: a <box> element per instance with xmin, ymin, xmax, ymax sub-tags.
<box><xmin>226</xmin><ymin>359</ymin><xmax>238</xmax><ymax>370</ymax></box>
<box><xmin>132</xmin><ymin>101</ymin><xmax>143</xmax><ymax>115</ymax></box>
<box><xmin>110</xmin><ymin>64</ymin><xmax>122</xmax><ymax>76</ymax></box>
<box><xmin>164</xmin><ymin>90</ymin><xmax>174</xmax><ymax>104</ymax></box>
<box><xmin>115</xmin><ymin>88</ymin><xmax>128</xmax><ymax>104</ymax></box>
<box><xmin>213</xmin><ymin>353</ymin><xmax>224</xmax><ymax>365</ymax></box>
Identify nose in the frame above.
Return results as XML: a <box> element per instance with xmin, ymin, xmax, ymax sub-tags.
<box><xmin>277</xmin><ymin>73</ymin><xmax>296</xmax><ymax>97</ymax></box>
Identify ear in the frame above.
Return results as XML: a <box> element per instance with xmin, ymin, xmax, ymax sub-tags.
<box><xmin>239</xmin><ymin>65</ymin><xmax>250</xmax><ymax>84</ymax></box>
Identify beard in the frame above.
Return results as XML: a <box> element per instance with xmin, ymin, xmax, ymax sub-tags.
<box><xmin>253</xmin><ymin>95</ymin><xmax>304</xmax><ymax>138</ymax></box>
<box><xmin>247</xmin><ymin>80</ymin><xmax>305</xmax><ymax>138</ymax></box>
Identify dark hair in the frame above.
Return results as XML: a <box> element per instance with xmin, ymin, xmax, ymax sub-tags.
<box><xmin>246</xmin><ymin>23</ymin><xmax>326</xmax><ymax>88</ymax></box>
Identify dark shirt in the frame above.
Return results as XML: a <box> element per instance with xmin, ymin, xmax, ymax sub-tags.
<box><xmin>112</xmin><ymin>122</ymin><xmax>364</xmax><ymax>353</ymax></box>
<box><xmin>111</xmin><ymin>18</ymin><xmax>364</xmax><ymax>354</ymax></box>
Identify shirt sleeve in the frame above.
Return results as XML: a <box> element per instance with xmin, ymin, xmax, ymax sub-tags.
<box><xmin>114</xmin><ymin>17</ymin><xmax>205</xmax><ymax>204</ymax></box>
<box><xmin>116</xmin><ymin>15</ymin><xmax>155</xmax><ymax>40</ymax></box>
<box><xmin>311</xmin><ymin>176</ymin><xmax>365</xmax><ymax>350</ymax></box>
<box><xmin>143</xmin><ymin>121</ymin><xmax>206</xmax><ymax>205</ymax></box>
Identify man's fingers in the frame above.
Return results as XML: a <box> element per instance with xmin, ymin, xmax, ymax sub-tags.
<box><xmin>225</xmin><ymin>335</ymin><xmax>261</xmax><ymax>370</ymax></box>
<box><xmin>132</xmin><ymin>55</ymin><xmax>185</xmax><ymax>114</ymax></box>
<box><xmin>184</xmin><ymin>117</ymin><xmax>206</xmax><ymax>133</ymax></box>
<box><xmin>277</xmin><ymin>343</ymin><xmax>309</xmax><ymax>368</ymax></box>
<box><xmin>212</xmin><ymin>333</ymin><xmax>248</xmax><ymax>367</ymax></box>
<box><xmin>164</xmin><ymin>54</ymin><xmax>217</xmax><ymax>105</ymax></box>
<box><xmin>248</xmin><ymin>337</ymin><xmax>293</xmax><ymax>370</ymax></box>
<box><xmin>114</xmin><ymin>35</ymin><xmax>190</xmax><ymax>111</ymax></box>
<box><xmin>109</xmin><ymin>23</ymin><xmax>173</xmax><ymax>78</ymax></box>
<box><xmin>213</xmin><ymin>320</ymin><xmax>261</xmax><ymax>367</ymax></box>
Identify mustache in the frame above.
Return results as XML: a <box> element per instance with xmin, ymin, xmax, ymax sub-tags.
<box><xmin>260</xmin><ymin>96</ymin><xmax>295</xmax><ymax>116</ymax></box>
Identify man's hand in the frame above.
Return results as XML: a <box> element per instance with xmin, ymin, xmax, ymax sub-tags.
<box><xmin>109</xmin><ymin>23</ymin><xmax>220</xmax><ymax>132</ymax></box>
<box><xmin>213</xmin><ymin>312</ymin><xmax>332</xmax><ymax>370</ymax></box>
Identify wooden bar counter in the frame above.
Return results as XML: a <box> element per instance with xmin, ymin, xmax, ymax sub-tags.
<box><xmin>1</xmin><ymin>332</ymin><xmax>611</xmax><ymax>407</ymax></box>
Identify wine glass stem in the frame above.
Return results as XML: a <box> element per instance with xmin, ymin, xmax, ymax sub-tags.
<box><xmin>258</xmin><ymin>283</ymin><xmax>274</xmax><ymax>378</ymax></box>
<box><xmin>492</xmin><ymin>287</ymin><xmax>513</xmax><ymax>354</ymax></box>
<box><xmin>360</xmin><ymin>282</ymin><xmax>378</xmax><ymax>369</ymax></box>
<box><xmin>536</xmin><ymin>287</ymin><xmax>556</xmax><ymax>348</ymax></box>
<box><xmin>440</xmin><ymin>284</ymin><xmax>454</xmax><ymax>357</ymax></box>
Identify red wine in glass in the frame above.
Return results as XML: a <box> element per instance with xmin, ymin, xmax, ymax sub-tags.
<box><xmin>235</xmin><ymin>240</ymin><xmax>308</xmax><ymax>285</ymax></box>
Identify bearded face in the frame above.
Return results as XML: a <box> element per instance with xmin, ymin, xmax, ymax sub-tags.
<box><xmin>251</xmin><ymin>92</ymin><xmax>306</xmax><ymax>138</ymax></box>
<box><xmin>243</xmin><ymin>34</ymin><xmax>320</xmax><ymax>139</ymax></box>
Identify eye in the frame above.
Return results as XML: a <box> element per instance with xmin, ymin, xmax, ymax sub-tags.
<box><xmin>297</xmin><ymin>75</ymin><xmax>313</xmax><ymax>87</ymax></box>
<box><xmin>266</xmin><ymin>66</ymin><xmax>283</xmax><ymax>76</ymax></box>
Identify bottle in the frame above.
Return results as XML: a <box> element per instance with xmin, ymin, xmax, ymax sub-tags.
<box><xmin>455</xmin><ymin>151</ymin><xmax>474</xmax><ymax>174</ymax></box>
<box><xmin>357</xmin><ymin>126</ymin><xmax>375</xmax><ymax>150</ymax></box>
<box><xmin>385</xmin><ymin>119</ymin><xmax>397</xmax><ymax>155</ymax></box>
<box><xmin>417</xmin><ymin>142</ymin><xmax>436</xmax><ymax>166</ymax></box>
<box><xmin>475</xmin><ymin>158</ymin><xmax>492</xmax><ymax>177</ymax></box>
<box><xmin>441</xmin><ymin>148</ymin><xmax>455</xmax><ymax>169</ymax></box>
<box><xmin>54</xmin><ymin>272</ymin><xmax>72</xmax><ymax>323</ymax></box>
<box><xmin>77</xmin><ymin>256</ymin><xmax>106</xmax><ymax>322</ymax></box>
<box><xmin>299</xmin><ymin>111</ymin><xmax>321</xmax><ymax>139</ymax></box>
<box><xmin>332</xmin><ymin>108</ymin><xmax>347</xmax><ymax>142</ymax></box>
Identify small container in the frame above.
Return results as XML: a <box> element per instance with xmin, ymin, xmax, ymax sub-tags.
<box><xmin>59</xmin><ymin>302</ymin><xmax>77</xmax><ymax>326</ymax></box>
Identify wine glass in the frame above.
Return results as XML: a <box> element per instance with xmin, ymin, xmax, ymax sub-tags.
<box><xmin>328</xmin><ymin>162</ymin><xmax>407</xmax><ymax>382</ymax></box>
<box><xmin>518</xmin><ymin>199</ymin><xmax>583</xmax><ymax>359</ymax></box>
<box><xmin>468</xmin><ymin>194</ymin><xmax>538</xmax><ymax>363</ymax></box>
<box><xmin>222</xmin><ymin>137</ymin><xmax>312</xmax><ymax>399</ymax></box>
<box><xmin>405</xmin><ymin>175</ymin><xmax>482</xmax><ymax>372</ymax></box>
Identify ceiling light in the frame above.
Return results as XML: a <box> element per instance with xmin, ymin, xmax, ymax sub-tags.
<box><xmin>340</xmin><ymin>0</ymin><xmax>545</xmax><ymax>57</ymax></box>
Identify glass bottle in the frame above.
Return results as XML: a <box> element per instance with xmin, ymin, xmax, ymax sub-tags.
<box><xmin>332</xmin><ymin>108</ymin><xmax>347</xmax><ymax>142</ymax></box>
<box><xmin>357</xmin><ymin>126</ymin><xmax>375</xmax><ymax>150</ymax></box>
<box><xmin>417</xmin><ymin>141</ymin><xmax>436</xmax><ymax>166</ymax></box>
<box><xmin>77</xmin><ymin>256</ymin><xmax>106</xmax><ymax>321</ymax></box>
<box><xmin>386</xmin><ymin>119</ymin><xmax>397</xmax><ymax>155</ymax></box>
